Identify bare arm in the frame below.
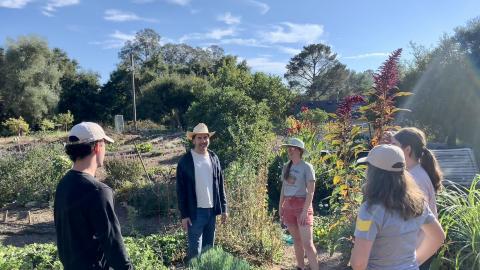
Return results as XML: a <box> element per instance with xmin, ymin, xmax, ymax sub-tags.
<box><xmin>350</xmin><ymin>237</ymin><xmax>373</xmax><ymax>270</ymax></box>
<box><xmin>416</xmin><ymin>219</ymin><xmax>445</xmax><ymax>265</ymax></box>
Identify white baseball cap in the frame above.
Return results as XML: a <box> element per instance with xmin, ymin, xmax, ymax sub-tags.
<box><xmin>67</xmin><ymin>122</ymin><xmax>114</xmax><ymax>145</ymax></box>
<box><xmin>357</xmin><ymin>144</ymin><xmax>405</xmax><ymax>172</ymax></box>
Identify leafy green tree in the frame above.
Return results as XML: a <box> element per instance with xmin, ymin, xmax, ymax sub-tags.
<box><xmin>39</xmin><ymin>118</ymin><xmax>55</xmax><ymax>132</ymax></box>
<box><xmin>2</xmin><ymin>116</ymin><xmax>29</xmax><ymax>136</ymax></box>
<box><xmin>138</xmin><ymin>75</ymin><xmax>210</xmax><ymax>128</ymax></box>
<box><xmin>58</xmin><ymin>72</ymin><xmax>101</xmax><ymax>122</ymax></box>
<box><xmin>285</xmin><ymin>43</ymin><xmax>349</xmax><ymax>99</ymax></box>
<box><xmin>54</xmin><ymin>110</ymin><xmax>74</xmax><ymax>132</ymax></box>
<box><xmin>186</xmin><ymin>87</ymin><xmax>274</xmax><ymax>167</ymax></box>
<box><xmin>0</xmin><ymin>36</ymin><xmax>63</xmax><ymax>124</ymax></box>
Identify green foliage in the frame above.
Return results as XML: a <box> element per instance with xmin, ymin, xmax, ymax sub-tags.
<box><xmin>0</xmin><ymin>144</ymin><xmax>72</xmax><ymax>206</ymax></box>
<box><xmin>313</xmin><ymin>215</ymin><xmax>354</xmax><ymax>263</ymax></box>
<box><xmin>136</xmin><ymin>142</ymin><xmax>153</xmax><ymax>153</ymax></box>
<box><xmin>217</xmin><ymin>161</ymin><xmax>284</xmax><ymax>264</ymax></box>
<box><xmin>39</xmin><ymin>118</ymin><xmax>55</xmax><ymax>132</ymax></box>
<box><xmin>104</xmin><ymin>156</ymin><xmax>145</xmax><ymax>191</ymax></box>
<box><xmin>285</xmin><ymin>43</ymin><xmax>348</xmax><ymax>99</ymax></box>
<box><xmin>126</xmin><ymin>181</ymin><xmax>177</xmax><ymax>217</ymax></box>
<box><xmin>138</xmin><ymin>75</ymin><xmax>210</xmax><ymax>128</ymax></box>
<box><xmin>57</xmin><ymin>72</ymin><xmax>102</xmax><ymax>123</ymax></box>
<box><xmin>189</xmin><ymin>247</ymin><xmax>252</xmax><ymax>270</ymax></box>
<box><xmin>0</xmin><ymin>243</ymin><xmax>62</xmax><ymax>270</ymax></box>
<box><xmin>0</xmin><ymin>36</ymin><xmax>63</xmax><ymax>124</ymax></box>
<box><xmin>436</xmin><ymin>175</ymin><xmax>480</xmax><ymax>269</ymax></box>
<box><xmin>2</xmin><ymin>116</ymin><xmax>30</xmax><ymax>136</ymax></box>
<box><xmin>0</xmin><ymin>233</ymin><xmax>185</xmax><ymax>269</ymax></box>
<box><xmin>186</xmin><ymin>87</ymin><xmax>274</xmax><ymax>167</ymax></box>
<box><xmin>53</xmin><ymin>110</ymin><xmax>74</xmax><ymax>132</ymax></box>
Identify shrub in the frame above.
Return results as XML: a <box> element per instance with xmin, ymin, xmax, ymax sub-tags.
<box><xmin>189</xmin><ymin>247</ymin><xmax>252</xmax><ymax>270</ymax></box>
<box><xmin>435</xmin><ymin>175</ymin><xmax>480</xmax><ymax>269</ymax></box>
<box><xmin>103</xmin><ymin>155</ymin><xmax>145</xmax><ymax>191</ymax></box>
<box><xmin>216</xmin><ymin>161</ymin><xmax>283</xmax><ymax>265</ymax></box>
<box><xmin>39</xmin><ymin>119</ymin><xmax>55</xmax><ymax>132</ymax></box>
<box><xmin>2</xmin><ymin>116</ymin><xmax>30</xmax><ymax>136</ymax></box>
<box><xmin>127</xmin><ymin>181</ymin><xmax>177</xmax><ymax>217</ymax></box>
<box><xmin>135</xmin><ymin>142</ymin><xmax>153</xmax><ymax>153</ymax></box>
<box><xmin>0</xmin><ymin>243</ymin><xmax>62</xmax><ymax>270</ymax></box>
<box><xmin>313</xmin><ymin>215</ymin><xmax>354</xmax><ymax>263</ymax></box>
<box><xmin>53</xmin><ymin>110</ymin><xmax>74</xmax><ymax>132</ymax></box>
<box><xmin>186</xmin><ymin>87</ymin><xmax>274</xmax><ymax>167</ymax></box>
<box><xmin>0</xmin><ymin>144</ymin><xmax>72</xmax><ymax>206</ymax></box>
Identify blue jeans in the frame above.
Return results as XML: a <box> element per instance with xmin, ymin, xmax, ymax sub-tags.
<box><xmin>187</xmin><ymin>208</ymin><xmax>216</xmax><ymax>260</ymax></box>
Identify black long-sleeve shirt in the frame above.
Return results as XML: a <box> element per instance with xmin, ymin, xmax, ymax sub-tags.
<box><xmin>54</xmin><ymin>170</ymin><xmax>133</xmax><ymax>270</ymax></box>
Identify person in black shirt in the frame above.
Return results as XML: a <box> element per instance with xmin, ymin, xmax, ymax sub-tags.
<box><xmin>54</xmin><ymin>122</ymin><xmax>133</xmax><ymax>270</ymax></box>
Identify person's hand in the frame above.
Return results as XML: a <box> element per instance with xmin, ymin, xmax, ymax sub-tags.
<box><xmin>221</xmin><ymin>213</ymin><xmax>228</xmax><ymax>224</ymax></box>
<box><xmin>181</xmin><ymin>218</ymin><xmax>192</xmax><ymax>231</ymax></box>
<box><xmin>380</xmin><ymin>130</ymin><xmax>395</xmax><ymax>144</ymax></box>
<box><xmin>278</xmin><ymin>207</ymin><xmax>283</xmax><ymax>222</ymax></box>
<box><xmin>299</xmin><ymin>209</ymin><xmax>308</xmax><ymax>226</ymax></box>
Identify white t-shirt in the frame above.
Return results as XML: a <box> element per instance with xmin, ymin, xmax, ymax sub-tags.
<box><xmin>191</xmin><ymin>150</ymin><xmax>214</xmax><ymax>208</ymax></box>
<box><xmin>408</xmin><ymin>164</ymin><xmax>437</xmax><ymax>217</ymax></box>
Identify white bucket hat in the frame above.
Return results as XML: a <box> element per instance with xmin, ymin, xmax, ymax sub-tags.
<box><xmin>186</xmin><ymin>123</ymin><xmax>216</xmax><ymax>140</ymax></box>
<box><xmin>357</xmin><ymin>144</ymin><xmax>405</xmax><ymax>172</ymax></box>
<box><xmin>281</xmin><ymin>138</ymin><xmax>308</xmax><ymax>156</ymax></box>
<box><xmin>67</xmin><ymin>122</ymin><xmax>114</xmax><ymax>145</ymax></box>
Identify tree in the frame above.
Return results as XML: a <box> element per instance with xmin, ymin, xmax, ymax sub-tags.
<box><xmin>2</xmin><ymin>116</ymin><xmax>30</xmax><ymax>136</ymax></box>
<box><xmin>57</xmin><ymin>72</ymin><xmax>101</xmax><ymax>122</ymax></box>
<box><xmin>0</xmin><ymin>36</ymin><xmax>63</xmax><ymax>124</ymax></box>
<box><xmin>285</xmin><ymin>43</ymin><xmax>349</xmax><ymax>99</ymax></box>
<box><xmin>54</xmin><ymin>110</ymin><xmax>74</xmax><ymax>132</ymax></box>
<box><xmin>119</xmin><ymin>28</ymin><xmax>162</xmax><ymax>68</ymax></box>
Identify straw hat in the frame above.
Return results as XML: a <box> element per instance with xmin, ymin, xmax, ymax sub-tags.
<box><xmin>186</xmin><ymin>123</ymin><xmax>216</xmax><ymax>140</ymax></box>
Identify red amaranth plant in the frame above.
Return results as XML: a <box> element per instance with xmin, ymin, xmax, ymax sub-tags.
<box><xmin>363</xmin><ymin>48</ymin><xmax>412</xmax><ymax>146</ymax></box>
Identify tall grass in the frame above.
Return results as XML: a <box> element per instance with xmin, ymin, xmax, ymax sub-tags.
<box><xmin>436</xmin><ymin>175</ymin><xmax>480</xmax><ymax>269</ymax></box>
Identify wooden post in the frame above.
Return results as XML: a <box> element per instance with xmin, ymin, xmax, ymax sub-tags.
<box><xmin>28</xmin><ymin>211</ymin><xmax>32</xmax><ymax>225</ymax></box>
<box><xmin>3</xmin><ymin>210</ymin><xmax>8</xmax><ymax>222</ymax></box>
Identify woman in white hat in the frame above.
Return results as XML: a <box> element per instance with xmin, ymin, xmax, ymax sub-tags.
<box><xmin>350</xmin><ymin>144</ymin><xmax>445</xmax><ymax>270</ymax></box>
<box><xmin>279</xmin><ymin>138</ymin><xmax>319</xmax><ymax>270</ymax></box>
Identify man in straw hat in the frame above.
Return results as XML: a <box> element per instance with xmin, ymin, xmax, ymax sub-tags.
<box><xmin>54</xmin><ymin>122</ymin><xmax>133</xmax><ymax>270</ymax></box>
<box><xmin>176</xmin><ymin>123</ymin><xmax>228</xmax><ymax>260</ymax></box>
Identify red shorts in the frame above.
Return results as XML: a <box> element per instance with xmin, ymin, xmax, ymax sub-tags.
<box><xmin>281</xmin><ymin>196</ymin><xmax>314</xmax><ymax>226</ymax></box>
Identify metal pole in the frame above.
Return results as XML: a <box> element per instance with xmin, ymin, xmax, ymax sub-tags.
<box><xmin>131</xmin><ymin>54</ymin><xmax>137</xmax><ymax>131</ymax></box>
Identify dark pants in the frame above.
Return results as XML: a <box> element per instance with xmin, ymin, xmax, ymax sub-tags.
<box><xmin>187</xmin><ymin>208</ymin><xmax>216</xmax><ymax>260</ymax></box>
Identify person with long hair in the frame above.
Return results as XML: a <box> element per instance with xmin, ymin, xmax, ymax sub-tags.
<box><xmin>387</xmin><ymin>127</ymin><xmax>443</xmax><ymax>269</ymax></box>
<box><xmin>350</xmin><ymin>144</ymin><xmax>445</xmax><ymax>270</ymax></box>
<box><xmin>279</xmin><ymin>138</ymin><xmax>319</xmax><ymax>270</ymax></box>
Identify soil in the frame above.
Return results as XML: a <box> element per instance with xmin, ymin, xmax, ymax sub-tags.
<box><xmin>0</xmin><ymin>131</ymin><xmax>348</xmax><ymax>269</ymax></box>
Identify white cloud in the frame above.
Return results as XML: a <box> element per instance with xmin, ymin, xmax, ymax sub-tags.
<box><xmin>220</xmin><ymin>38</ymin><xmax>269</xmax><ymax>47</ymax></box>
<box><xmin>90</xmin><ymin>30</ymin><xmax>135</xmax><ymax>49</ymax></box>
<box><xmin>217</xmin><ymin>12</ymin><xmax>241</xmax><ymax>25</ymax></box>
<box><xmin>277</xmin><ymin>46</ymin><xmax>301</xmax><ymax>55</ymax></box>
<box><xmin>0</xmin><ymin>0</ymin><xmax>32</xmax><ymax>8</ymax></box>
<box><xmin>342</xmin><ymin>52</ymin><xmax>390</xmax><ymax>59</ymax></box>
<box><xmin>180</xmin><ymin>27</ymin><xmax>236</xmax><ymax>42</ymax></box>
<box><xmin>261</xmin><ymin>22</ymin><xmax>324</xmax><ymax>44</ymax></box>
<box><xmin>104</xmin><ymin>9</ymin><xmax>158</xmax><ymax>22</ymax></box>
<box><xmin>166</xmin><ymin>0</ymin><xmax>189</xmax><ymax>6</ymax></box>
<box><xmin>247</xmin><ymin>0</ymin><xmax>269</xmax><ymax>15</ymax></box>
<box><xmin>246</xmin><ymin>57</ymin><xmax>286</xmax><ymax>75</ymax></box>
<box><xmin>42</xmin><ymin>0</ymin><xmax>80</xmax><ymax>16</ymax></box>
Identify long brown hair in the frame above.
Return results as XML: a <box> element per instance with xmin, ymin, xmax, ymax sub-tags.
<box><xmin>364</xmin><ymin>164</ymin><xmax>425</xmax><ymax>220</ymax></box>
<box><xmin>283</xmin><ymin>147</ymin><xmax>304</xmax><ymax>181</ymax></box>
<box><xmin>394</xmin><ymin>127</ymin><xmax>443</xmax><ymax>193</ymax></box>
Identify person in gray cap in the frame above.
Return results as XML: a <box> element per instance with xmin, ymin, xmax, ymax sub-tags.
<box><xmin>54</xmin><ymin>122</ymin><xmax>133</xmax><ymax>270</ymax></box>
<box><xmin>350</xmin><ymin>144</ymin><xmax>445</xmax><ymax>270</ymax></box>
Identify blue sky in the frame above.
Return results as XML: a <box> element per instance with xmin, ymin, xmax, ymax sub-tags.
<box><xmin>1</xmin><ymin>0</ymin><xmax>480</xmax><ymax>83</ymax></box>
